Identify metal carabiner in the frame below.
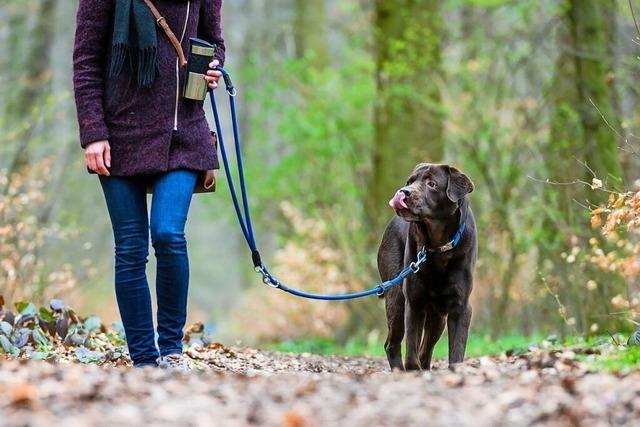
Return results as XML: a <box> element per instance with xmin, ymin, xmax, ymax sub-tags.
<box><xmin>255</xmin><ymin>266</ymin><xmax>280</xmax><ymax>288</ymax></box>
<box><xmin>409</xmin><ymin>262</ymin><xmax>420</xmax><ymax>273</ymax></box>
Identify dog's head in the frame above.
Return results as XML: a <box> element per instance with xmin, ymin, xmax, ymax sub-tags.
<box><xmin>389</xmin><ymin>163</ymin><xmax>474</xmax><ymax>222</ymax></box>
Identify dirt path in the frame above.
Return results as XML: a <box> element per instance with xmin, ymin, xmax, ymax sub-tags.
<box><xmin>0</xmin><ymin>345</ymin><xmax>638</xmax><ymax>427</ymax></box>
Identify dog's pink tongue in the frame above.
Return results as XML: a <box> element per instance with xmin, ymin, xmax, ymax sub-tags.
<box><xmin>389</xmin><ymin>191</ymin><xmax>408</xmax><ymax>210</ymax></box>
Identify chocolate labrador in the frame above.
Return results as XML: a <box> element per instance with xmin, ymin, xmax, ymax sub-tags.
<box><xmin>377</xmin><ymin>163</ymin><xmax>477</xmax><ymax>370</ymax></box>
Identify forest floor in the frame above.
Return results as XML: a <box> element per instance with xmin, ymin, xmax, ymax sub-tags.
<box><xmin>1</xmin><ymin>343</ymin><xmax>640</xmax><ymax>427</ymax></box>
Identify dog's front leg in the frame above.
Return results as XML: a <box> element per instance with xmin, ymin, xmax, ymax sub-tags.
<box><xmin>446</xmin><ymin>267</ymin><xmax>473</xmax><ymax>366</ymax></box>
<box><xmin>404</xmin><ymin>293</ymin><xmax>426</xmax><ymax>371</ymax></box>
<box><xmin>419</xmin><ymin>311</ymin><xmax>446</xmax><ymax>370</ymax></box>
<box><xmin>447</xmin><ymin>303</ymin><xmax>471</xmax><ymax>366</ymax></box>
<box><xmin>402</xmin><ymin>228</ymin><xmax>424</xmax><ymax>370</ymax></box>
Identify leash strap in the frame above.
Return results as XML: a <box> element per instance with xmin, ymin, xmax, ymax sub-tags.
<box><xmin>208</xmin><ymin>68</ymin><xmax>463</xmax><ymax>301</ymax></box>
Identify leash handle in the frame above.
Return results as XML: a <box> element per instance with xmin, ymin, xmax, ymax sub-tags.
<box><xmin>215</xmin><ymin>67</ymin><xmax>236</xmax><ymax>96</ymax></box>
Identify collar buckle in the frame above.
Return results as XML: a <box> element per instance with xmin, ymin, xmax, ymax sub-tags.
<box><xmin>424</xmin><ymin>222</ymin><xmax>466</xmax><ymax>254</ymax></box>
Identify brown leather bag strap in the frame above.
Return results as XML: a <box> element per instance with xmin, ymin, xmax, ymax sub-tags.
<box><xmin>142</xmin><ymin>0</ymin><xmax>188</xmax><ymax>67</ymax></box>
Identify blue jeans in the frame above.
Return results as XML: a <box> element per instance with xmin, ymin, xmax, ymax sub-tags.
<box><xmin>98</xmin><ymin>169</ymin><xmax>198</xmax><ymax>366</ymax></box>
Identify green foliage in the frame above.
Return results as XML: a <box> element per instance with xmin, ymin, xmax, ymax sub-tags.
<box><xmin>234</xmin><ymin>26</ymin><xmax>383</xmax><ymax>338</ymax></box>
<box><xmin>242</xmin><ymin>52</ymin><xmax>375</xmax><ymax>218</ymax></box>
<box><xmin>269</xmin><ymin>333</ymin><xmax>544</xmax><ymax>359</ymax></box>
<box><xmin>0</xmin><ymin>296</ymin><xmax>128</xmax><ymax>364</ymax></box>
<box><xmin>587</xmin><ymin>346</ymin><xmax>640</xmax><ymax>373</ymax></box>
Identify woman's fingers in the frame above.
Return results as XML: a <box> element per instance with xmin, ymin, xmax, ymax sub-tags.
<box><xmin>205</xmin><ymin>70</ymin><xmax>222</xmax><ymax>89</ymax></box>
<box><xmin>95</xmin><ymin>152</ymin><xmax>110</xmax><ymax>176</ymax></box>
<box><xmin>86</xmin><ymin>151</ymin><xmax>97</xmax><ymax>173</ymax></box>
<box><xmin>104</xmin><ymin>144</ymin><xmax>111</xmax><ymax>168</ymax></box>
<box><xmin>207</xmin><ymin>60</ymin><xmax>222</xmax><ymax>90</ymax></box>
<box><xmin>84</xmin><ymin>140</ymin><xmax>110</xmax><ymax>175</ymax></box>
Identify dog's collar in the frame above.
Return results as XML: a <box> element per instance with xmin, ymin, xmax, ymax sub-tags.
<box><xmin>423</xmin><ymin>222</ymin><xmax>466</xmax><ymax>254</ymax></box>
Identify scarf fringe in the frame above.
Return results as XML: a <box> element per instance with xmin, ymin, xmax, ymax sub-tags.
<box><xmin>109</xmin><ymin>43</ymin><xmax>129</xmax><ymax>79</ymax></box>
<box><xmin>137</xmin><ymin>47</ymin><xmax>157</xmax><ymax>88</ymax></box>
<box><xmin>109</xmin><ymin>0</ymin><xmax>160</xmax><ymax>88</ymax></box>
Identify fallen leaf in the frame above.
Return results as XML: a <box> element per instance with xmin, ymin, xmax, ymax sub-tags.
<box><xmin>591</xmin><ymin>178</ymin><xmax>603</xmax><ymax>190</ymax></box>
<box><xmin>10</xmin><ymin>383</ymin><xmax>39</xmax><ymax>408</ymax></box>
<box><xmin>282</xmin><ymin>411</ymin><xmax>307</xmax><ymax>427</ymax></box>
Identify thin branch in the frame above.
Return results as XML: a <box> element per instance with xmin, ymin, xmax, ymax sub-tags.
<box><xmin>630</xmin><ymin>0</ymin><xmax>640</xmax><ymax>42</ymax></box>
<box><xmin>573</xmin><ymin>157</ymin><xmax>597</xmax><ymax>179</ymax></box>
<box><xmin>572</xmin><ymin>199</ymin><xmax>592</xmax><ymax>211</ymax></box>
<box><xmin>588</xmin><ymin>97</ymin><xmax>640</xmax><ymax>158</ymax></box>
<box><xmin>588</xmin><ymin>97</ymin><xmax>623</xmax><ymax>139</ymax></box>
<box><xmin>608</xmin><ymin>330</ymin><xmax>621</xmax><ymax>346</ymax></box>
<box><xmin>527</xmin><ymin>176</ymin><xmax>617</xmax><ymax>194</ymax></box>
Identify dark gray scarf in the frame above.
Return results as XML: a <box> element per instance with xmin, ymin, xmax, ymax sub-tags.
<box><xmin>109</xmin><ymin>0</ymin><xmax>186</xmax><ymax>88</ymax></box>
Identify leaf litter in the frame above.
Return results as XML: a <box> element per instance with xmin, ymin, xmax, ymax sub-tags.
<box><xmin>0</xmin><ymin>298</ymin><xmax>639</xmax><ymax>426</ymax></box>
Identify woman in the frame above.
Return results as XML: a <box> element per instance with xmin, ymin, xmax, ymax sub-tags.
<box><xmin>72</xmin><ymin>0</ymin><xmax>225</xmax><ymax>370</ymax></box>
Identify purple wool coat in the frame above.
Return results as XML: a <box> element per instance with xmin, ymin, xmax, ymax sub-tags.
<box><xmin>72</xmin><ymin>0</ymin><xmax>226</xmax><ymax>176</ymax></box>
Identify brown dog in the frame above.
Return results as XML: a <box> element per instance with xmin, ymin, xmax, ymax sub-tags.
<box><xmin>377</xmin><ymin>163</ymin><xmax>477</xmax><ymax>370</ymax></box>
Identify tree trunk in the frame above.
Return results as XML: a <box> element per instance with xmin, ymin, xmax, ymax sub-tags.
<box><xmin>549</xmin><ymin>0</ymin><xmax>621</xmax><ymax>201</ymax></box>
<box><xmin>368</xmin><ymin>0</ymin><xmax>444</xmax><ymax>235</ymax></box>
<box><xmin>543</xmin><ymin>0</ymin><xmax>622</xmax><ymax>332</ymax></box>
<box><xmin>5</xmin><ymin>0</ymin><xmax>58</xmax><ymax>177</ymax></box>
<box><xmin>293</xmin><ymin>0</ymin><xmax>328</xmax><ymax>66</ymax></box>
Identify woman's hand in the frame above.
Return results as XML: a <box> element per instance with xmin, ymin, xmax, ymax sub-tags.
<box><xmin>85</xmin><ymin>140</ymin><xmax>111</xmax><ymax>176</ymax></box>
<box><xmin>206</xmin><ymin>59</ymin><xmax>223</xmax><ymax>90</ymax></box>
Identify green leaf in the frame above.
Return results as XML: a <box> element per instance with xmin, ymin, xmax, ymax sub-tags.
<box><xmin>0</xmin><ymin>321</ymin><xmax>12</xmax><ymax>336</ymax></box>
<box><xmin>111</xmin><ymin>321</ymin><xmax>126</xmax><ymax>340</ymax></box>
<box><xmin>75</xmin><ymin>347</ymin><xmax>104</xmax><ymax>364</ymax></box>
<box><xmin>84</xmin><ymin>316</ymin><xmax>102</xmax><ymax>333</ymax></box>
<box><xmin>14</xmin><ymin>302</ymin><xmax>36</xmax><ymax>316</ymax></box>
<box><xmin>15</xmin><ymin>314</ymin><xmax>36</xmax><ymax>329</ymax></box>
<box><xmin>70</xmin><ymin>332</ymin><xmax>85</xmax><ymax>347</ymax></box>
<box><xmin>3</xmin><ymin>312</ymin><xmax>15</xmax><ymax>326</ymax></box>
<box><xmin>0</xmin><ymin>335</ymin><xmax>15</xmax><ymax>354</ymax></box>
<box><xmin>14</xmin><ymin>329</ymin><xmax>30</xmax><ymax>348</ymax></box>
<box><xmin>31</xmin><ymin>329</ymin><xmax>48</xmax><ymax>347</ymax></box>
<box><xmin>31</xmin><ymin>352</ymin><xmax>49</xmax><ymax>360</ymax></box>
<box><xmin>38</xmin><ymin>307</ymin><xmax>55</xmax><ymax>323</ymax></box>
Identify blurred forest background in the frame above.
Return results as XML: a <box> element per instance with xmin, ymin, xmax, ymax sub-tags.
<box><xmin>2</xmin><ymin>0</ymin><xmax>640</xmax><ymax>350</ymax></box>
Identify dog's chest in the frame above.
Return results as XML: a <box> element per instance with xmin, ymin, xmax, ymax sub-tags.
<box><xmin>423</xmin><ymin>252</ymin><xmax>452</xmax><ymax>273</ymax></box>
<box><xmin>417</xmin><ymin>254</ymin><xmax>460</xmax><ymax>301</ymax></box>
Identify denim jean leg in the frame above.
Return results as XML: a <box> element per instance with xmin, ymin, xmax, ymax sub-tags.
<box><xmin>150</xmin><ymin>169</ymin><xmax>198</xmax><ymax>356</ymax></box>
<box><xmin>98</xmin><ymin>175</ymin><xmax>159</xmax><ymax>366</ymax></box>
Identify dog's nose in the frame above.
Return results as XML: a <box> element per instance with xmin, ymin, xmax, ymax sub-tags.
<box><xmin>401</xmin><ymin>188</ymin><xmax>412</xmax><ymax>197</ymax></box>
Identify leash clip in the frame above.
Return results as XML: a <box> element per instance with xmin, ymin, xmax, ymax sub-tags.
<box><xmin>255</xmin><ymin>265</ymin><xmax>280</xmax><ymax>288</ymax></box>
<box><xmin>417</xmin><ymin>248</ymin><xmax>428</xmax><ymax>263</ymax></box>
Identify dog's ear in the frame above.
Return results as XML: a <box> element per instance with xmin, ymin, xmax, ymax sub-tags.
<box><xmin>446</xmin><ymin>166</ymin><xmax>474</xmax><ymax>203</ymax></box>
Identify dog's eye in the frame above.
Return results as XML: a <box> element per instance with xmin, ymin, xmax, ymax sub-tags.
<box><xmin>427</xmin><ymin>181</ymin><xmax>436</xmax><ymax>189</ymax></box>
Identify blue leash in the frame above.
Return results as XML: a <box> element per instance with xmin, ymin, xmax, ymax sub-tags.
<box><xmin>209</xmin><ymin>68</ymin><xmax>460</xmax><ymax>300</ymax></box>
